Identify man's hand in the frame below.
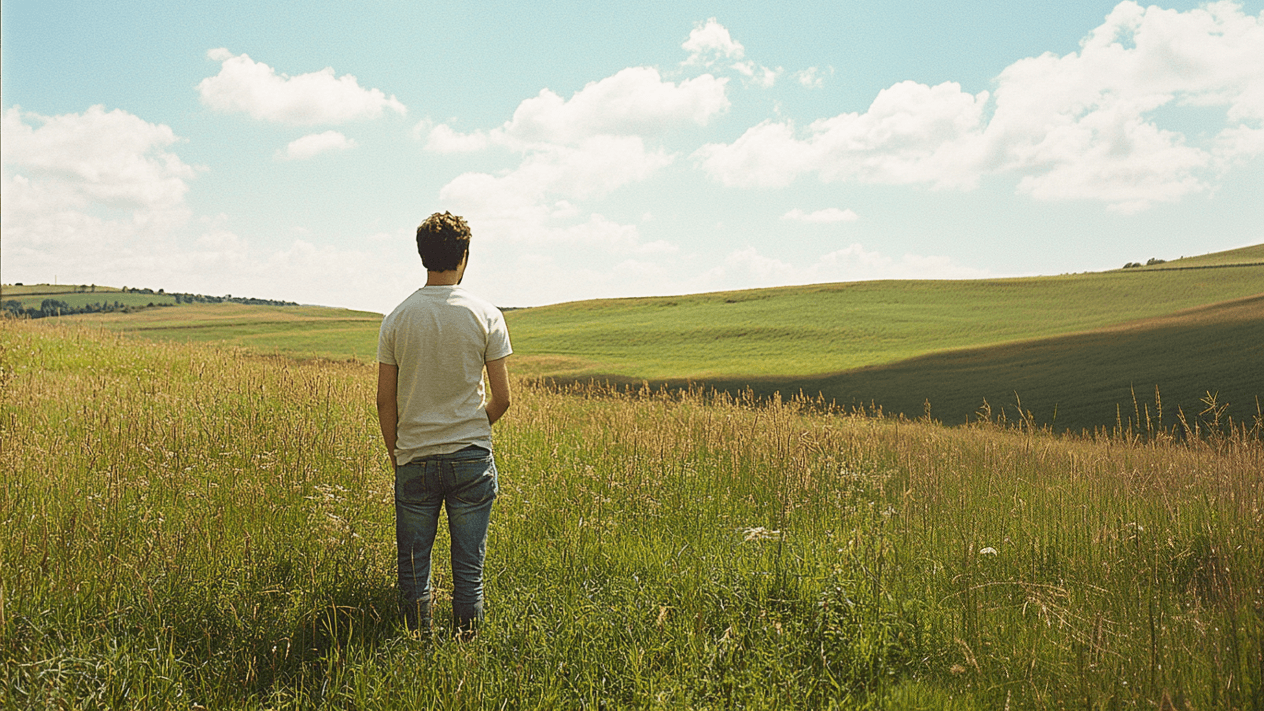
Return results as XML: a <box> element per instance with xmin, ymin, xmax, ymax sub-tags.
<box><xmin>376</xmin><ymin>362</ymin><xmax>399</xmax><ymax>467</ymax></box>
<box><xmin>484</xmin><ymin>357</ymin><xmax>511</xmax><ymax>425</ymax></box>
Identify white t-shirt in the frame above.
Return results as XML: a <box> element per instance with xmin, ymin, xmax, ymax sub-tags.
<box><xmin>377</xmin><ymin>285</ymin><xmax>512</xmax><ymax>464</ymax></box>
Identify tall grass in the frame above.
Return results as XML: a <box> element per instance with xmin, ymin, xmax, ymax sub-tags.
<box><xmin>2</xmin><ymin>319</ymin><xmax>1261</xmax><ymax>709</ymax></box>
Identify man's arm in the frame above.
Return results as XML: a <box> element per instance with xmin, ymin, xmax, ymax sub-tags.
<box><xmin>484</xmin><ymin>357</ymin><xmax>511</xmax><ymax>425</ymax></box>
<box><xmin>376</xmin><ymin>362</ymin><xmax>399</xmax><ymax>467</ymax></box>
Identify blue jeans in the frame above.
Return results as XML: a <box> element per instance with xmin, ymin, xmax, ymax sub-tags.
<box><xmin>394</xmin><ymin>445</ymin><xmax>498</xmax><ymax>631</ymax></box>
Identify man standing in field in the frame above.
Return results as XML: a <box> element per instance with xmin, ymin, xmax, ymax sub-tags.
<box><xmin>376</xmin><ymin>211</ymin><xmax>512</xmax><ymax>635</ymax></box>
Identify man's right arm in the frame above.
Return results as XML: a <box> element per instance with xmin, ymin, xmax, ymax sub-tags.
<box><xmin>484</xmin><ymin>357</ymin><xmax>511</xmax><ymax>425</ymax></box>
<box><xmin>376</xmin><ymin>362</ymin><xmax>399</xmax><ymax>467</ymax></box>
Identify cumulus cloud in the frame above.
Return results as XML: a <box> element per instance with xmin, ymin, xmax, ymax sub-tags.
<box><xmin>682</xmin><ymin>18</ymin><xmax>781</xmax><ymax>88</ymax></box>
<box><xmin>280</xmin><ymin>130</ymin><xmax>356</xmax><ymax>160</ymax></box>
<box><xmin>428</xmin><ymin>66</ymin><xmax>729</xmax><ymax>150</ymax></box>
<box><xmin>782</xmin><ymin>208</ymin><xmax>859</xmax><ymax>223</ymax></box>
<box><xmin>2</xmin><ymin>105</ymin><xmax>198</xmax><ymax>253</ymax></box>
<box><xmin>694</xmin><ymin>1</ymin><xmax>1264</xmax><ymax>212</ymax></box>
<box><xmin>696</xmin><ymin>81</ymin><xmax>990</xmax><ymax>189</ymax></box>
<box><xmin>683</xmin><ymin>18</ymin><xmax>745</xmax><ymax>64</ymax></box>
<box><xmin>197</xmin><ymin>48</ymin><xmax>406</xmax><ymax>125</ymax></box>
<box><xmin>732</xmin><ymin>61</ymin><xmax>780</xmax><ymax>88</ymax></box>
<box><xmin>0</xmin><ymin>105</ymin><xmax>419</xmax><ymax>312</ymax></box>
<box><xmin>2</xmin><ymin>105</ymin><xmax>196</xmax><ymax>212</ymax></box>
<box><xmin>425</xmin><ymin>123</ymin><xmax>492</xmax><ymax>153</ymax></box>
<box><xmin>422</xmin><ymin>64</ymin><xmax>732</xmax><ymax>267</ymax></box>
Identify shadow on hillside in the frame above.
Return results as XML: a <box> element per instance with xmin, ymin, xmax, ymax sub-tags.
<box><xmin>545</xmin><ymin>294</ymin><xmax>1264</xmax><ymax>435</ymax></box>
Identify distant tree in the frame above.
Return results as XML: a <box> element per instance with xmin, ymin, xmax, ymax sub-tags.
<box><xmin>40</xmin><ymin>299</ymin><xmax>71</xmax><ymax>317</ymax></box>
<box><xmin>1146</xmin><ymin>257</ymin><xmax>1166</xmax><ymax>266</ymax></box>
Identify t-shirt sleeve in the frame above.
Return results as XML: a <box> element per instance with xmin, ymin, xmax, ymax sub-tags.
<box><xmin>377</xmin><ymin>315</ymin><xmax>397</xmax><ymax>365</ymax></box>
<box><xmin>484</xmin><ymin>309</ymin><xmax>513</xmax><ymax>362</ymax></box>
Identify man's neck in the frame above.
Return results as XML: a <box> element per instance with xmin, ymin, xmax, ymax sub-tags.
<box><xmin>426</xmin><ymin>270</ymin><xmax>461</xmax><ymax>286</ymax></box>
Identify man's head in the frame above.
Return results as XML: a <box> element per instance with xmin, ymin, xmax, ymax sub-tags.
<box><xmin>416</xmin><ymin>211</ymin><xmax>471</xmax><ymax>272</ymax></box>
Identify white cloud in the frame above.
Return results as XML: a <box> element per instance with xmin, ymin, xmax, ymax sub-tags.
<box><xmin>794</xmin><ymin>67</ymin><xmax>829</xmax><ymax>89</ymax></box>
<box><xmin>782</xmin><ymin>208</ymin><xmax>859</xmax><ymax>223</ymax></box>
<box><xmin>682</xmin><ymin>19</ymin><xmax>781</xmax><ymax>88</ymax></box>
<box><xmin>424</xmin><ymin>64</ymin><xmax>728</xmax><ymax>272</ymax></box>
<box><xmin>695</xmin><ymin>81</ymin><xmax>990</xmax><ymax>189</ymax></box>
<box><xmin>683</xmin><ymin>18</ymin><xmax>745</xmax><ymax>64</ymax></box>
<box><xmin>280</xmin><ymin>130</ymin><xmax>356</xmax><ymax>160</ymax></box>
<box><xmin>2</xmin><ymin>105</ymin><xmax>196</xmax><ymax>215</ymax></box>
<box><xmin>981</xmin><ymin>0</ymin><xmax>1264</xmax><ymax>210</ymax></box>
<box><xmin>429</xmin><ymin>67</ymin><xmax>729</xmax><ymax>150</ymax></box>
<box><xmin>732</xmin><ymin>61</ymin><xmax>781</xmax><ymax>88</ymax></box>
<box><xmin>425</xmin><ymin>123</ymin><xmax>492</xmax><ymax>153</ymax></box>
<box><xmin>694</xmin><ymin>1</ymin><xmax>1264</xmax><ymax>212</ymax></box>
<box><xmin>0</xmin><ymin>105</ymin><xmax>415</xmax><ymax>313</ymax></box>
<box><xmin>1</xmin><ymin>105</ymin><xmax>198</xmax><ymax>262</ymax></box>
<box><xmin>439</xmin><ymin>136</ymin><xmax>673</xmax><ymax>215</ymax></box>
<box><xmin>197</xmin><ymin>48</ymin><xmax>406</xmax><ymax>125</ymax></box>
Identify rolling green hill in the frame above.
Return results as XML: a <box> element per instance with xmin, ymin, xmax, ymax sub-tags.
<box><xmin>7</xmin><ymin>243</ymin><xmax>1261</xmax><ymax>432</ymax></box>
<box><xmin>0</xmin><ymin>283</ymin><xmax>178</xmax><ymax>309</ymax></box>
<box><xmin>506</xmin><ymin>263</ymin><xmax>1264</xmax><ymax>381</ymax></box>
<box><xmin>505</xmin><ymin>246</ymin><xmax>1263</xmax><ymax>433</ymax></box>
<box><xmin>1123</xmin><ymin>242</ymin><xmax>1264</xmax><ymax>270</ymax></box>
<box><xmin>693</xmin><ymin>293</ymin><xmax>1264</xmax><ymax>433</ymax></box>
<box><xmin>57</xmin><ymin>302</ymin><xmax>382</xmax><ymax>361</ymax></box>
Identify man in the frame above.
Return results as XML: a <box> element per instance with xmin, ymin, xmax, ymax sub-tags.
<box><xmin>376</xmin><ymin>211</ymin><xmax>512</xmax><ymax>635</ymax></box>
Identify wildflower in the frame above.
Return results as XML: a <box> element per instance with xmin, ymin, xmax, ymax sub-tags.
<box><xmin>979</xmin><ymin>547</ymin><xmax>998</xmax><ymax>556</ymax></box>
<box><xmin>742</xmin><ymin>526</ymin><xmax>782</xmax><ymax>542</ymax></box>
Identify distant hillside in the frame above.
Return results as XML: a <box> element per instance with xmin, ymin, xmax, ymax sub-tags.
<box><xmin>8</xmin><ymin>243</ymin><xmax>1261</xmax><ymax>432</ymax></box>
<box><xmin>52</xmin><ymin>301</ymin><xmax>381</xmax><ymax>362</ymax></box>
<box><xmin>0</xmin><ymin>283</ymin><xmax>297</xmax><ymax>319</ymax></box>
<box><xmin>693</xmin><ymin>294</ymin><xmax>1264</xmax><ymax>433</ymax></box>
<box><xmin>506</xmin><ymin>262</ymin><xmax>1264</xmax><ymax>381</ymax></box>
<box><xmin>1118</xmin><ymin>243</ymin><xmax>1264</xmax><ymax>271</ymax></box>
<box><xmin>507</xmin><ymin>243</ymin><xmax>1263</xmax><ymax>433</ymax></box>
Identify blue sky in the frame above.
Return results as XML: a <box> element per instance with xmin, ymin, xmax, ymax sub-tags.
<box><xmin>3</xmin><ymin>0</ymin><xmax>1262</xmax><ymax>311</ymax></box>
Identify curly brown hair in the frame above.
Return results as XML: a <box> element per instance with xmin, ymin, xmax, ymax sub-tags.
<box><xmin>416</xmin><ymin>211</ymin><xmax>472</xmax><ymax>271</ymax></box>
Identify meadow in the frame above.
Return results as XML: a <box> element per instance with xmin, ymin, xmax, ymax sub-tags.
<box><xmin>27</xmin><ymin>244</ymin><xmax>1264</xmax><ymax>435</ymax></box>
<box><xmin>59</xmin><ymin>302</ymin><xmax>383</xmax><ymax>362</ymax></box>
<box><xmin>2</xmin><ymin>318</ymin><xmax>1260</xmax><ymax>709</ymax></box>
<box><xmin>503</xmin><ymin>263</ymin><xmax>1264</xmax><ymax>381</ymax></box>
<box><xmin>0</xmin><ymin>284</ymin><xmax>179</xmax><ymax>311</ymax></box>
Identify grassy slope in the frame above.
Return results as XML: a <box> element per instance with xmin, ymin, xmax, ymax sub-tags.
<box><xmin>1130</xmin><ymin>242</ymin><xmax>1264</xmax><ymax>269</ymax></box>
<box><xmin>506</xmin><ymin>266</ymin><xmax>1264</xmax><ymax>380</ymax></box>
<box><xmin>705</xmin><ymin>294</ymin><xmax>1264</xmax><ymax>432</ymax></box>
<box><xmin>60</xmin><ymin>302</ymin><xmax>382</xmax><ymax>361</ymax></box>
<box><xmin>0</xmin><ymin>284</ymin><xmax>178</xmax><ymax>309</ymax></box>
<box><xmin>12</xmin><ymin>244</ymin><xmax>1263</xmax><ymax>431</ymax></box>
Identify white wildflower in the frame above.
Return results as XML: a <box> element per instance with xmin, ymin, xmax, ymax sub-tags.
<box><xmin>742</xmin><ymin>526</ymin><xmax>782</xmax><ymax>542</ymax></box>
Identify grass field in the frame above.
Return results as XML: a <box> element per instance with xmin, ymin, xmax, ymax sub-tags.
<box><xmin>1125</xmin><ymin>243</ymin><xmax>1264</xmax><ymax>270</ymax></box>
<box><xmin>504</xmin><ymin>265</ymin><xmax>1264</xmax><ymax>381</ymax></box>
<box><xmin>10</xmin><ymin>243</ymin><xmax>1262</xmax><ymax>433</ymax></box>
<box><xmin>59</xmin><ymin>302</ymin><xmax>383</xmax><ymax>362</ymax></box>
<box><xmin>688</xmin><ymin>293</ymin><xmax>1264</xmax><ymax>433</ymax></box>
<box><xmin>2</xmin><ymin>319</ymin><xmax>1260</xmax><ymax>709</ymax></box>
<box><xmin>0</xmin><ymin>283</ymin><xmax>178</xmax><ymax>309</ymax></box>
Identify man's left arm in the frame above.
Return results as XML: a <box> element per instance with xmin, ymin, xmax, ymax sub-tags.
<box><xmin>484</xmin><ymin>357</ymin><xmax>511</xmax><ymax>425</ymax></box>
